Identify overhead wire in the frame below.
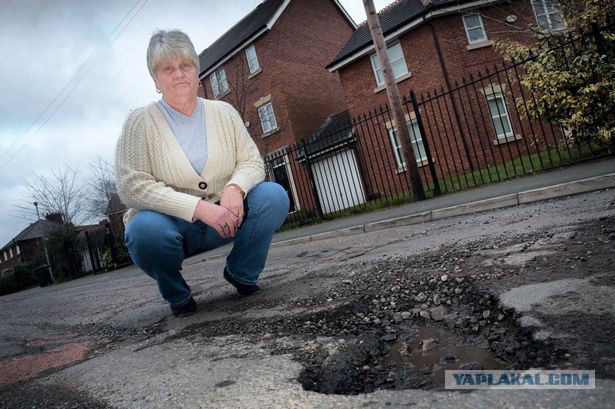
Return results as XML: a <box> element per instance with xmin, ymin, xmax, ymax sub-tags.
<box><xmin>0</xmin><ymin>0</ymin><xmax>149</xmax><ymax>171</ymax></box>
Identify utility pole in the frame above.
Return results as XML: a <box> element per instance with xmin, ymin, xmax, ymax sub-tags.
<box><xmin>363</xmin><ymin>0</ymin><xmax>425</xmax><ymax>200</ymax></box>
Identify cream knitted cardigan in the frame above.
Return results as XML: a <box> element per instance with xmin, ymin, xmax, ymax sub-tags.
<box><xmin>115</xmin><ymin>98</ymin><xmax>265</xmax><ymax>225</ymax></box>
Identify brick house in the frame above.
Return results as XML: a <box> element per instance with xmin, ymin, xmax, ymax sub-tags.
<box><xmin>0</xmin><ymin>216</ymin><xmax>61</xmax><ymax>277</ymax></box>
<box><xmin>105</xmin><ymin>193</ymin><xmax>127</xmax><ymax>237</ymax></box>
<box><xmin>196</xmin><ymin>0</ymin><xmax>356</xmax><ymax>211</ymax></box>
<box><xmin>321</xmin><ymin>0</ymin><xmax>567</xmax><ymax>200</ymax></box>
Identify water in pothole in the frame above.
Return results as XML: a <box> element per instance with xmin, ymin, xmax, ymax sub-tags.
<box><xmin>298</xmin><ymin>325</ymin><xmax>506</xmax><ymax>394</ymax></box>
<box><xmin>388</xmin><ymin>326</ymin><xmax>505</xmax><ymax>389</ymax></box>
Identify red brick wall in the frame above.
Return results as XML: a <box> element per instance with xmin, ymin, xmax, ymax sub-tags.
<box><xmin>339</xmin><ymin>1</ymin><xmax>539</xmax><ymax>113</ymax></box>
<box><xmin>201</xmin><ymin>0</ymin><xmax>354</xmax><ymax>157</ymax></box>
<box><xmin>0</xmin><ymin>239</ymin><xmax>47</xmax><ymax>276</ymax></box>
<box><xmin>108</xmin><ymin>212</ymin><xmax>126</xmax><ymax>237</ymax></box>
<box><xmin>336</xmin><ymin>0</ymin><xmax>562</xmax><ymax>196</ymax></box>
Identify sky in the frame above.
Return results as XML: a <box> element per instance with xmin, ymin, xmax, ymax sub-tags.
<box><xmin>0</xmin><ymin>0</ymin><xmax>391</xmax><ymax>246</ymax></box>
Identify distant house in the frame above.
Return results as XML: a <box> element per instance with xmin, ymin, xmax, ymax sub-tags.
<box><xmin>197</xmin><ymin>0</ymin><xmax>356</xmax><ymax>212</ymax></box>
<box><xmin>105</xmin><ymin>193</ymin><xmax>127</xmax><ymax>236</ymax></box>
<box><xmin>0</xmin><ymin>215</ymin><xmax>62</xmax><ymax>277</ymax></box>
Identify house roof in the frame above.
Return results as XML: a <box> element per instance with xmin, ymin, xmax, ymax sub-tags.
<box><xmin>327</xmin><ymin>0</ymin><xmax>492</xmax><ymax>70</ymax></box>
<box><xmin>300</xmin><ymin>110</ymin><xmax>355</xmax><ymax>159</ymax></box>
<box><xmin>0</xmin><ymin>220</ymin><xmax>62</xmax><ymax>251</ymax></box>
<box><xmin>198</xmin><ymin>0</ymin><xmax>286</xmax><ymax>77</ymax></box>
<box><xmin>198</xmin><ymin>0</ymin><xmax>357</xmax><ymax>77</ymax></box>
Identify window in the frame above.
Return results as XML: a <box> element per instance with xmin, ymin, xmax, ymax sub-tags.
<box><xmin>245</xmin><ymin>45</ymin><xmax>260</xmax><ymax>74</ymax></box>
<box><xmin>16</xmin><ymin>245</ymin><xmax>20</xmax><ymax>255</ymax></box>
<box><xmin>463</xmin><ymin>14</ymin><xmax>487</xmax><ymax>44</ymax></box>
<box><xmin>486</xmin><ymin>93</ymin><xmax>514</xmax><ymax>139</ymax></box>
<box><xmin>3</xmin><ymin>251</ymin><xmax>7</xmax><ymax>261</ymax></box>
<box><xmin>8</xmin><ymin>248</ymin><xmax>13</xmax><ymax>258</ymax></box>
<box><xmin>258</xmin><ymin>102</ymin><xmax>277</xmax><ymax>134</ymax></box>
<box><xmin>209</xmin><ymin>67</ymin><xmax>229</xmax><ymax>98</ymax></box>
<box><xmin>531</xmin><ymin>0</ymin><xmax>565</xmax><ymax>32</ymax></box>
<box><xmin>388</xmin><ymin>120</ymin><xmax>428</xmax><ymax>168</ymax></box>
<box><xmin>370</xmin><ymin>42</ymin><xmax>409</xmax><ymax>87</ymax></box>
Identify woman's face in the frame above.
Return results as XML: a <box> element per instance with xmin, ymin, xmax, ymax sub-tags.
<box><xmin>154</xmin><ymin>57</ymin><xmax>198</xmax><ymax>103</ymax></box>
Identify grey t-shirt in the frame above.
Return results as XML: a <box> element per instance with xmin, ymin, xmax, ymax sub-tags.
<box><xmin>156</xmin><ymin>98</ymin><xmax>207</xmax><ymax>174</ymax></box>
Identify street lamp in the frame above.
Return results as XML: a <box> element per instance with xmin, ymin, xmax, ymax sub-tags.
<box><xmin>33</xmin><ymin>201</ymin><xmax>40</xmax><ymax>220</ymax></box>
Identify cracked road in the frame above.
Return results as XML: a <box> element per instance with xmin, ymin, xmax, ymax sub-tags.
<box><xmin>1</xmin><ymin>189</ymin><xmax>614</xmax><ymax>408</ymax></box>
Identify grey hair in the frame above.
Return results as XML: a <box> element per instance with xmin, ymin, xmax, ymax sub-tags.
<box><xmin>146</xmin><ymin>29</ymin><xmax>199</xmax><ymax>79</ymax></box>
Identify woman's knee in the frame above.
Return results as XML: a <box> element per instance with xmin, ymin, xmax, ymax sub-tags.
<box><xmin>252</xmin><ymin>182</ymin><xmax>289</xmax><ymax>210</ymax></box>
<box><xmin>125</xmin><ymin>211</ymin><xmax>182</xmax><ymax>256</ymax></box>
<box><xmin>248</xmin><ymin>182</ymin><xmax>290</xmax><ymax>222</ymax></box>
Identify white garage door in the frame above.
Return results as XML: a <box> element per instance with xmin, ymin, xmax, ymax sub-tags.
<box><xmin>312</xmin><ymin>149</ymin><xmax>366</xmax><ymax>214</ymax></box>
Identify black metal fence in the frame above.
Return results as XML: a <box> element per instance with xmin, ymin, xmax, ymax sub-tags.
<box><xmin>60</xmin><ymin>228</ymin><xmax>130</xmax><ymax>278</ymax></box>
<box><xmin>265</xmin><ymin>27</ymin><xmax>612</xmax><ymax>229</ymax></box>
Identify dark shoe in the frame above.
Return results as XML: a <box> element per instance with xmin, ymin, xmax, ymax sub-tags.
<box><xmin>171</xmin><ymin>297</ymin><xmax>197</xmax><ymax>317</ymax></box>
<box><xmin>223</xmin><ymin>268</ymin><xmax>261</xmax><ymax>296</ymax></box>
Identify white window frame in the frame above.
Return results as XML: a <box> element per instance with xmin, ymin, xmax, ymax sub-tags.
<box><xmin>388</xmin><ymin>120</ymin><xmax>428</xmax><ymax>168</ymax></box>
<box><xmin>245</xmin><ymin>45</ymin><xmax>260</xmax><ymax>74</ymax></box>
<box><xmin>257</xmin><ymin>101</ymin><xmax>277</xmax><ymax>134</ymax></box>
<box><xmin>370</xmin><ymin>42</ymin><xmax>409</xmax><ymax>87</ymax></box>
<box><xmin>209</xmin><ymin>67</ymin><xmax>229</xmax><ymax>98</ymax></box>
<box><xmin>16</xmin><ymin>245</ymin><xmax>20</xmax><ymax>255</ymax></box>
<box><xmin>3</xmin><ymin>251</ymin><xmax>7</xmax><ymax>261</ymax></box>
<box><xmin>8</xmin><ymin>248</ymin><xmax>13</xmax><ymax>258</ymax></box>
<box><xmin>486</xmin><ymin>93</ymin><xmax>514</xmax><ymax>139</ymax></box>
<box><xmin>531</xmin><ymin>0</ymin><xmax>565</xmax><ymax>32</ymax></box>
<box><xmin>462</xmin><ymin>14</ymin><xmax>488</xmax><ymax>45</ymax></box>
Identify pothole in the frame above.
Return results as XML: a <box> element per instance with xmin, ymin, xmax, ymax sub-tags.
<box><xmin>298</xmin><ymin>324</ymin><xmax>508</xmax><ymax>394</ymax></box>
<box><xmin>180</xmin><ymin>218</ymin><xmax>615</xmax><ymax>395</ymax></box>
<box><xmin>291</xmin><ymin>279</ymin><xmax>567</xmax><ymax>395</ymax></box>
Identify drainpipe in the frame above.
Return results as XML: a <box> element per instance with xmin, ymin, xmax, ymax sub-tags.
<box><xmin>426</xmin><ymin>19</ymin><xmax>476</xmax><ymax>173</ymax></box>
<box><xmin>200</xmin><ymin>77</ymin><xmax>209</xmax><ymax>99</ymax></box>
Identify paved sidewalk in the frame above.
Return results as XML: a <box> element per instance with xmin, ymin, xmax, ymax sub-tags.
<box><xmin>193</xmin><ymin>157</ymin><xmax>615</xmax><ymax>261</ymax></box>
<box><xmin>273</xmin><ymin>157</ymin><xmax>615</xmax><ymax>244</ymax></box>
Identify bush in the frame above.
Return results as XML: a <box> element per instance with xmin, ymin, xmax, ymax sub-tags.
<box><xmin>0</xmin><ymin>273</ymin><xmax>20</xmax><ymax>296</ymax></box>
<box><xmin>13</xmin><ymin>262</ymin><xmax>37</xmax><ymax>288</ymax></box>
<box><xmin>102</xmin><ymin>236</ymin><xmax>131</xmax><ymax>271</ymax></box>
<box><xmin>46</xmin><ymin>225</ymin><xmax>79</xmax><ymax>281</ymax></box>
<box><xmin>498</xmin><ymin>0</ymin><xmax>614</xmax><ymax>149</ymax></box>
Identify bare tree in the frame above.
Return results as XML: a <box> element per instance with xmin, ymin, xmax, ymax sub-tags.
<box><xmin>16</xmin><ymin>166</ymin><xmax>88</xmax><ymax>224</ymax></box>
<box><xmin>88</xmin><ymin>156</ymin><xmax>116</xmax><ymax>219</ymax></box>
<box><xmin>228</xmin><ymin>53</ymin><xmax>256</xmax><ymax>121</ymax></box>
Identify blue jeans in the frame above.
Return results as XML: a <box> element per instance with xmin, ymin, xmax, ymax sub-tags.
<box><xmin>125</xmin><ymin>182</ymin><xmax>289</xmax><ymax>308</ymax></box>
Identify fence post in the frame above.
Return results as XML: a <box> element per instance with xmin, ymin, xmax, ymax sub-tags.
<box><xmin>300</xmin><ymin>139</ymin><xmax>324</xmax><ymax>219</ymax></box>
<box><xmin>84</xmin><ymin>231</ymin><xmax>98</xmax><ymax>274</ymax></box>
<box><xmin>64</xmin><ymin>240</ymin><xmax>77</xmax><ymax>279</ymax></box>
<box><xmin>410</xmin><ymin>90</ymin><xmax>441</xmax><ymax>195</ymax></box>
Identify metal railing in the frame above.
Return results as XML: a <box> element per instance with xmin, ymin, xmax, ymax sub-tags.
<box><xmin>265</xmin><ymin>26</ymin><xmax>612</xmax><ymax>229</ymax></box>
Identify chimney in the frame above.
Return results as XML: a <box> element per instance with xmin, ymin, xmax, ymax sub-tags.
<box><xmin>45</xmin><ymin>213</ymin><xmax>64</xmax><ymax>224</ymax></box>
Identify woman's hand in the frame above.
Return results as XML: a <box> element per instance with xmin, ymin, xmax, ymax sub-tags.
<box><xmin>220</xmin><ymin>184</ymin><xmax>245</xmax><ymax>230</ymax></box>
<box><xmin>193</xmin><ymin>200</ymin><xmax>239</xmax><ymax>239</ymax></box>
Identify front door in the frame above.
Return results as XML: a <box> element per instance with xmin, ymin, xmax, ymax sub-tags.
<box><xmin>271</xmin><ymin>157</ymin><xmax>296</xmax><ymax>212</ymax></box>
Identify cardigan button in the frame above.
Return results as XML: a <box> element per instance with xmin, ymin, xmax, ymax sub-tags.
<box><xmin>198</xmin><ymin>181</ymin><xmax>208</xmax><ymax>190</ymax></box>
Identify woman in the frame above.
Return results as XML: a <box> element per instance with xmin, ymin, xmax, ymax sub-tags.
<box><xmin>115</xmin><ymin>30</ymin><xmax>289</xmax><ymax>317</ymax></box>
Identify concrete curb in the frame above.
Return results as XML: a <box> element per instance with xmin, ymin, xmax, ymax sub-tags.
<box><xmin>271</xmin><ymin>172</ymin><xmax>615</xmax><ymax>248</ymax></box>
